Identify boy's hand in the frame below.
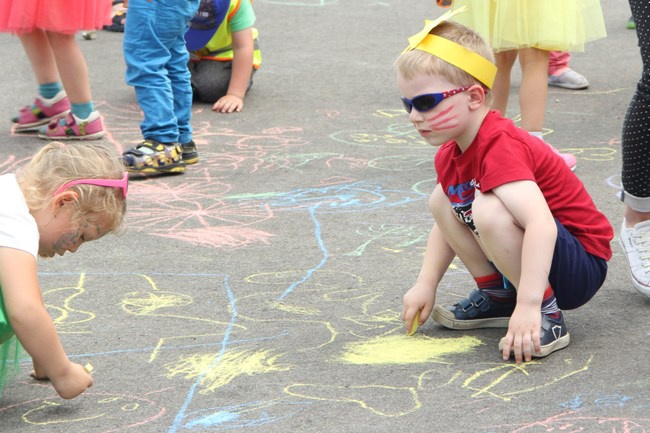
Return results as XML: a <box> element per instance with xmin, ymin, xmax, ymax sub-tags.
<box><xmin>500</xmin><ymin>304</ymin><xmax>541</xmax><ymax>364</ymax></box>
<box><xmin>212</xmin><ymin>95</ymin><xmax>244</xmax><ymax>113</ymax></box>
<box><xmin>50</xmin><ymin>362</ymin><xmax>93</xmax><ymax>400</ymax></box>
<box><xmin>402</xmin><ymin>282</ymin><xmax>435</xmax><ymax>334</ymax></box>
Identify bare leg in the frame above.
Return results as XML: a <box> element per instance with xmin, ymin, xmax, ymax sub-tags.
<box><xmin>471</xmin><ymin>192</ymin><xmax>524</xmax><ymax>287</ymax></box>
<box><xmin>471</xmin><ymin>190</ymin><xmax>555</xmax><ymax>291</ymax></box>
<box><xmin>518</xmin><ymin>47</ymin><xmax>549</xmax><ymax>132</ymax></box>
<box><xmin>18</xmin><ymin>30</ymin><xmax>60</xmax><ymax>85</ymax></box>
<box><xmin>429</xmin><ymin>186</ymin><xmax>496</xmax><ymax>278</ymax></box>
<box><xmin>45</xmin><ymin>31</ymin><xmax>92</xmax><ymax>104</ymax></box>
<box><xmin>492</xmin><ymin>50</ymin><xmax>518</xmax><ymax>116</ymax></box>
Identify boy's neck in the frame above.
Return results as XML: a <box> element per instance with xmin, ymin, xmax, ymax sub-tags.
<box><xmin>455</xmin><ymin>106</ymin><xmax>490</xmax><ymax>152</ymax></box>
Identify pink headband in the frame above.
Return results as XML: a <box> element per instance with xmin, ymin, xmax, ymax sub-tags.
<box><xmin>53</xmin><ymin>172</ymin><xmax>129</xmax><ymax>198</ymax></box>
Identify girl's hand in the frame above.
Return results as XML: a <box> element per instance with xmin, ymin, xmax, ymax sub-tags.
<box><xmin>402</xmin><ymin>282</ymin><xmax>435</xmax><ymax>334</ymax></box>
<box><xmin>30</xmin><ymin>360</ymin><xmax>48</xmax><ymax>380</ymax></box>
<box><xmin>50</xmin><ymin>362</ymin><xmax>93</xmax><ymax>399</ymax></box>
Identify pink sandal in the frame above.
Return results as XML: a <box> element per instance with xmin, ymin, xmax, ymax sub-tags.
<box><xmin>12</xmin><ymin>91</ymin><xmax>70</xmax><ymax>132</ymax></box>
<box><xmin>38</xmin><ymin>111</ymin><xmax>105</xmax><ymax>140</ymax></box>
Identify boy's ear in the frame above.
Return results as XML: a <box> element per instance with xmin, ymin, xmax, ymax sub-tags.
<box><xmin>467</xmin><ymin>85</ymin><xmax>486</xmax><ymax>110</ymax></box>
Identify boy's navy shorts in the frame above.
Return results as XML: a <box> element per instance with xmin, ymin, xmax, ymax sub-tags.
<box><xmin>549</xmin><ymin>219</ymin><xmax>608</xmax><ymax>310</ymax></box>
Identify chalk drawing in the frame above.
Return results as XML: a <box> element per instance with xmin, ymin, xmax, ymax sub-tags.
<box><xmin>0</xmin><ymin>392</ymin><xmax>166</xmax><ymax>430</ymax></box>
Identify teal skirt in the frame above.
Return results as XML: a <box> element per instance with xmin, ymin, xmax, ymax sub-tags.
<box><xmin>0</xmin><ymin>289</ymin><xmax>23</xmax><ymax>394</ymax></box>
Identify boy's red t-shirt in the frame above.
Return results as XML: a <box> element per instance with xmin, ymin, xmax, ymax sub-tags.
<box><xmin>434</xmin><ymin>110</ymin><xmax>613</xmax><ymax>261</ymax></box>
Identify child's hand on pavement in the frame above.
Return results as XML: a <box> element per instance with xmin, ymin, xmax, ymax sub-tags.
<box><xmin>30</xmin><ymin>361</ymin><xmax>48</xmax><ymax>380</ymax></box>
<box><xmin>212</xmin><ymin>95</ymin><xmax>244</xmax><ymax>113</ymax></box>
<box><xmin>50</xmin><ymin>362</ymin><xmax>93</xmax><ymax>400</ymax></box>
<box><xmin>500</xmin><ymin>304</ymin><xmax>541</xmax><ymax>364</ymax></box>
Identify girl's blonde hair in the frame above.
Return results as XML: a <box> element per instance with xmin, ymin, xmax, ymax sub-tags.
<box><xmin>16</xmin><ymin>142</ymin><xmax>127</xmax><ymax>233</ymax></box>
<box><xmin>395</xmin><ymin>21</ymin><xmax>495</xmax><ymax>104</ymax></box>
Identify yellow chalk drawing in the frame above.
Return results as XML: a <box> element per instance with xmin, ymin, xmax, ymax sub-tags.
<box><xmin>339</xmin><ymin>335</ymin><xmax>483</xmax><ymax>365</ymax></box>
<box><xmin>567</xmin><ymin>147</ymin><xmax>617</xmax><ymax>162</ymax></box>
<box><xmin>165</xmin><ymin>348</ymin><xmax>290</xmax><ymax>394</ymax></box>
<box><xmin>22</xmin><ymin>400</ymin><xmax>104</xmax><ymax>425</ymax></box>
<box><xmin>44</xmin><ymin>273</ymin><xmax>95</xmax><ymax>333</ymax></box>
<box><xmin>463</xmin><ymin>355</ymin><xmax>593</xmax><ymax>402</ymax></box>
<box><xmin>373</xmin><ymin>109</ymin><xmax>407</xmax><ymax>118</ymax></box>
<box><xmin>345</xmin><ymin>308</ymin><xmax>404</xmax><ymax>339</ymax></box>
<box><xmin>119</xmin><ymin>275</ymin><xmax>246</xmax><ymax>363</ymax></box>
<box><xmin>245</xmin><ymin>269</ymin><xmax>365</xmax><ymax>291</ymax></box>
<box><xmin>272</xmin><ymin>301</ymin><xmax>320</xmax><ymax>316</ymax></box>
<box><xmin>417</xmin><ymin>367</ymin><xmax>463</xmax><ymax>390</ymax></box>
<box><xmin>150</xmin><ymin>334</ymin><xmax>224</xmax><ymax>362</ymax></box>
<box><xmin>122</xmin><ymin>291</ymin><xmax>192</xmax><ymax>316</ymax></box>
<box><xmin>284</xmin><ymin>384</ymin><xmax>421</xmax><ymax>417</ymax></box>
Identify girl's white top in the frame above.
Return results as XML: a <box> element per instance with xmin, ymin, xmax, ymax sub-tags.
<box><xmin>0</xmin><ymin>174</ymin><xmax>38</xmax><ymax>259</ymax></box>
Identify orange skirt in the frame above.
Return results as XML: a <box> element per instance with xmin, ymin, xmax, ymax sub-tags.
<box><xmin>0</xmin><ymin>0</ymin><xmax>112</xmax><ymax>34</ymax></box>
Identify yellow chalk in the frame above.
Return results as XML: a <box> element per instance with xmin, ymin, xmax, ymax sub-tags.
<box><xmin>83</xmin><ymin>363</ymin><xmax>94</xmax><ymax>373</ymax></box>
<box><xmin>408</xmin><ymin>311</ymin><xmax>420</xmax><ymax>336</ymax></box>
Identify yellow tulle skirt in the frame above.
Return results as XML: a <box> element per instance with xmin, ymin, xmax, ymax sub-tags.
<box><xmin>449</xmin><ymin>0</ymin><xmax>607</xmax><ymax>52</ymax></box>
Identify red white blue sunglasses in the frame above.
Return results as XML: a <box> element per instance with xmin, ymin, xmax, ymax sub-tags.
<box><xmin>53</xmin><ymin>172</ymin><xmax>129</xmax><ymax>198</ymax></box>
<box><xmin>401</xmin><ymin>86</ymin><xmax>470</xmax><ymax>113</ymax></box>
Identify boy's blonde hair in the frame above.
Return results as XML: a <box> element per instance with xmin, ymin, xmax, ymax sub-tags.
<box><xmin>396</xmin><ymin>21</ymin><xmax>495</xmax><ymax>104</ymax></box>
<box><xmin>17</xmin><ymin>142</ymin><xmax>127</xmax><ymax>233</ymax></box>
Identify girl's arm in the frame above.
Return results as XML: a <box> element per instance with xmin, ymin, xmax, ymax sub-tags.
<box><xmin>212</xmin><ymin>27</ymin><xmax>254</xmax><ymax>113</ymax></box>
<box><xmin>0</xmin><ymin>248</ymin><xmax>92</xmax><ymax>399</ymax></box>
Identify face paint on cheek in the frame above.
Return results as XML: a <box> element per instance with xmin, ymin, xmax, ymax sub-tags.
<box><xmin>426</xmin><ymin>105</ymin><xmax>460</xmax><ymax>131</ymax></box>
<box><xmin>52</xmin><ymin>230</ymin><xmax>81</xmax><ymax>253</ymax></box>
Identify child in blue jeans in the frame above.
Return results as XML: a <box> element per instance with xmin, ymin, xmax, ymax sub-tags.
<box><xmin>122</xmin><ymin>0</ymin><xmax>201</xmax><ymax>175</ymax></box>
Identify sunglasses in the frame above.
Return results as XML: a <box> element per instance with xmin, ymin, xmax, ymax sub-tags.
<box><xmin>401</xmin><ymin>86</ymin><xmax>470</xmax><ymax>113</ymax></box>
<box><xmin>53</xmin><ymin>172</ymin><xmax>129</xmax><ymax>198</ymax></box>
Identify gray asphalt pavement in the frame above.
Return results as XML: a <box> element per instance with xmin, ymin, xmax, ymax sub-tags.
<box><xmin>0</xmin><ymin>1</ymin><xmax>645</xmax><ymax>432</ymax></box>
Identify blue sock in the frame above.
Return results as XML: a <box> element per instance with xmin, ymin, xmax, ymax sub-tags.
<box><xmin>38</xmin><ymin>82</ymin><xmax>63</xmax><ymax>99</ymax></box>
<box><xmin>71</xmin><ymin>102</ymin><xmax>94</xmax><ymax>120</ymax></box>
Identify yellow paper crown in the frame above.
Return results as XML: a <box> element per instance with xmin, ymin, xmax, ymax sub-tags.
<box><xmin>403</xmin><ymin>7</ymin><xmax>497</xmax><ymax>89</ymax></box>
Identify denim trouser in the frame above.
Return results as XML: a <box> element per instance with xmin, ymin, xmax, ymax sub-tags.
<box><xmin>123</xmin><ymin>0</ymin><xmax>200</xmax><ymax>144</ymax></box>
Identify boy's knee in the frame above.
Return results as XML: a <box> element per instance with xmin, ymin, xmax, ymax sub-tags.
<box><xmin>473</xmin><ymin>193</ymin><xmax>510</xmax><ymax>233</ymax></box>
<box><xmin>429</xmin><ymin>187</ymin><xmax>450</xmax><ymax>217</ymax></box>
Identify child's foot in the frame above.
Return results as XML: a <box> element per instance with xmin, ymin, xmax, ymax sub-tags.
<box><xmin>181</xmin><ymin>140</ymin><xmax>199</xmax><ymax>165</ymax></box>
<box><xmin>12</xmin><ymin>91</ymin><xmax>71</xmax><ymax>132</ymax></box>
<box><xmin>38</xmin><ymin>111</ymin><xmax>105</xmax><ymax>140</ymax></box>
<box><xmin>620</xmin><ymin>218</ymin><xmax>650</xmax><ymax>297</ymax></box>
<box><xmin>123</xmin><ymin>139</ymin><xmax>186</xmax><ymax>175</ymax></box>
<box><xmin>628</xmin><ymin>16</ymin><xmax>636</xmax><ymax>30</ymax></box>
<box><xmin>548</xmin><ymin>68</ymin><xmax>589</xmax><ymax>90</ymax></box>
<box><xmin>431</xmin><ymin>289</ymin><xmax>515</xmax><ymax>330</ymax></box>
<box><xmin>498</xmin><ymin>312</ymin><xmax>570</xmax><ymax>359</ymax></box>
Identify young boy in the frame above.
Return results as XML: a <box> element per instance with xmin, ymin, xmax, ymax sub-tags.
<box><xmin>121</xmin><ymin>0</ymin><xmax>200</xmax><ymax>175</ymax></box>
<box><xmin>185</xmin><ymin>0</ymin><xmax>261</xmax><ymax>114</ymax></box>
<box><xmin>398</xmin><ymin>9</ymin><xmax>613</xmax><ymax>364</ymax></box>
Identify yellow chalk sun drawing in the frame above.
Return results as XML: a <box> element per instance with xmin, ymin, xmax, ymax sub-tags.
<box><xmin>121</xmin><ymin>291</ymin><xmax>193</xmax><ymax>315</ymax></box>
<box><xmin>165</xmin><ymin>348</ymin><xmax>290</xmax><ymax>394</ymax></box>
<box><xmin>339</xmin><ymin>335</ymin><xmax>483</xmax><ymax>365</ymax></box>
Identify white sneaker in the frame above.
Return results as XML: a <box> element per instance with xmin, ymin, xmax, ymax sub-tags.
<box><xmin>620</xmin><ymin>219</ymin><xmax>650</xmax><ymax>297</ymax></box>
<box><xmin>548</xmin><ymin>69</ymin><xmax>589</xmax><ymax>90</ymax></box>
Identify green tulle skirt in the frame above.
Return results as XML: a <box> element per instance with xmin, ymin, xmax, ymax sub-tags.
<box><xmin>450</xmin><ymin>0</ymin><xmax>607</xmax><ymax>52</ymax></box>
<box><xmin>0</xmin><ymin>290</ymin><xmax>23</xmax><ymax>395</ymax></box>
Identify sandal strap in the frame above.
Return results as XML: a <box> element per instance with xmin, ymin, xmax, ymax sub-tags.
<box><xmin>123</xmin><ymin>139</ymin><xmax>167</xmax><ymax>156</ymax></box>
